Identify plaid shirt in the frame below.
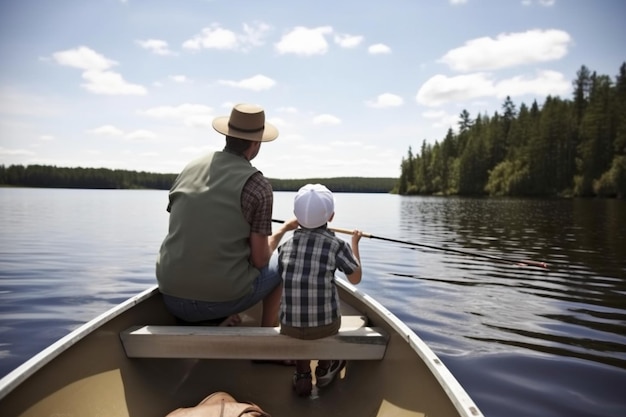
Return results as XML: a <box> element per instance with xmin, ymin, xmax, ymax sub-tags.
<box><xmin>278</xmin><ymin>227</ymin><xmax>359</xmax><ymax>328</ymax></box>
<box><xmin>241</xmin><ymin>171</ymin><xmax>273</xmax><ymax>236</ymax></box>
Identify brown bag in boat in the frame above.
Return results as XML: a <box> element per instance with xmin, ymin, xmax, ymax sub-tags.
<box><xmin>165</xmin><ymin>391</ymin><xmax>271</xmax><ymax>417</ymax></box>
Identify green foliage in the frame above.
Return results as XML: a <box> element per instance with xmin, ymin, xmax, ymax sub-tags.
<box><xmin>0</xmin><ymin>164</ymin><xmax>396</xmax><ymax>194</ymax></box>
<box><xmin>396</xmin><ymin>62</ymin><xmax>626</xmax><ymax>198</ymax></box>
<box><xmin>0</xmin><ymin>164</ymin><xmax>176</xmax><ymax>190</ymax></box>
<box><xmin>593</xmin><ymin>155</ymin><xmax>626</xmax><ymax>197</ymax></box>
<box><xmin>485</xmin><ymin>159</ymin><xmax>530</xmax><ymax>196</ymax></box>
<box><xmin>269</xmin><ymin>177</ymin><xmax>395</xmax><ymax>193</ymax></box>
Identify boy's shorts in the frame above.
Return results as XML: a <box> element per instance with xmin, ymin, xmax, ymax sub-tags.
<box><xmin>279</xmin><ymin>317</ymin><xmax>341</xmax><ymax>340</ymax></box>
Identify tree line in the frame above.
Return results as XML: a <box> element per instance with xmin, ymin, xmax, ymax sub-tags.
<box><xmin>0</xmin><ymin>164</ymin><xmax>396</xmax><ymax>193</ymax></box>
<box><xmin>395</xmin><ymin>62</ymin><xmax>626</xmax><ymax>198</ymax></box>
<box><xmin>0</xmin><ymin>164</ymin><xmax>176</xmax><ymax>190</ymax></box>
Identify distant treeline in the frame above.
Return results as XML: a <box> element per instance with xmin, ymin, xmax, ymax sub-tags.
<box><xmin>0</xmin><ymin>164</ymin><xmax>176</xmax><ymax>190</ymax></box>
<box><xmin>271</xmin><ymin>177</ymin><xmax>395</xmax><ymax>193</ymax></box>
<box><xmin>0</xmin><ymin>164</ymin><xmax>396</xmax><ymax>193</ymax></box>
<box><xmin>396</xmin><ymin>63</ymin><xmax>626</xmax><ymax>198</ymax></box>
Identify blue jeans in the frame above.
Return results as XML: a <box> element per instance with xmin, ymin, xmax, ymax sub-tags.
<box><xmin>162</xmin><ymin>255</ymin><xmax>281</xmax><ymax>322</ymax></box>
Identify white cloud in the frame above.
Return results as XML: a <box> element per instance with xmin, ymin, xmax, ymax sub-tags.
<box><xmin>241</xmin><ymin>22</ymin><xmax>272</xmax><ymax>47</ymax></box>
<box><xmin>125</xmin><ymin>129</ymin><xmax>157</xmax><ymax>140</ymax></box>
<box><xmin>366</xmin><ymin>93</ymin><xmax>404</xmax><ymax>108</ymax></box>
<box><xmin>81</xmin><ymin>70</ymin><xmax>147</xmax><ymax>95</ymax></box>
<box><xmin>87</xmin><ymin>126</ymin><xmax>156</xmax><ymax>141</ymax></box>
<box><xmin>495</xmin><ymin>70</ymin><xmax>570</xmax><ymax>97</ymax></box>
<box><xmin>218</xmin><ymin>74</ymin><xmax>276</xmax><ymax>91</ymax></box>
<box><xmin>368</xmin><ymin>43</ymin><xmax>391</xmax><ymax>54</ymax></box>
<box><xmin>417</xmin><ymin>73</ymin><xmax>495</xmax><ymax>106</ymax></box>
<box><xmin>312</xmin><ymin>114</ymin><xmax>341</xmax><ymax>125</ymax></box>
<box><xmin>88</xmin><ymin>125</ymin><xmax>125</xmax><ymax>136</ymax></box>
<box><xmin>39</xmin><ymin>135</ymin><xmax>54</xmax><ymax>141</ymax></box>
<box><xmin>275</xmin><ymin>26</ymin><xmax>333</xmax><ymax>56</ymax></box>
<box><xmin>523</xmin><ymin>0</ymin><xmax>556</xmax><ymax>6</ymax></box>
<box><xmin>136</xmin><ymin>39</ymin><xmax>173</xmax><ymax>55</ymax></box>
<box><xmin>182</xmin><ymin>22</ymin><xmax>270</xmax><ymax>52</ymax></box>
<box><xmin>440</xmin><ymin>29</ymin><xmax>571</xmax><ymax>71</ymax></box>
<box><xmin>416</xmin><ymin>70</ymin><xmax>571</xmax><ymax>106</ymax></box>
<box><xmin>140</xmin><ymin>104</ymin><xmax>215</xmax><ymax>127</ymax></box>
<box><xmin>53</xmin><ymin>46</ymin><xmax>147</xmax><ymax>96</ymax></box>
<box><xmin>334</xmin><ymin>33</ymin><xmax>364</xmax><ymax>48</ymax></box>
<box><xmin>52</xmin><ymin>46</ymin><xmax>117</xmax><ymax>71</ymax></box>
<box><xmin>169</xmin><ymin>75</ymin><xmax>189</xmax><ymax>83</ymax></box>
<box><xmin>450</xmin><ymin>0</ymin><xmax>468</xmax><ymax>4</ymax></box>
<box><xmin>267</xmin><ymin>117</ymin><xmax>289</xmax><ymax>128</ymax></box>
<box><xmin>183</xmin><ymin>24</ymin><xmax>238</xmax><ymax>50</ymax></box>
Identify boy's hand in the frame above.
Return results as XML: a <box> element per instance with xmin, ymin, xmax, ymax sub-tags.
<box><xmin>351</xmin><ymin>229</ymin><xmax>362</xmax><ymax>246</ymax></box>
<box><xmin>283</xmin><ymin>217</ymin><xmax>300</xmax><ymax>231</ymax></box>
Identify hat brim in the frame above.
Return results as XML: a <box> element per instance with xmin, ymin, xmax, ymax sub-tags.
<box><xmin>212</xmin><ymin>117</ymin><xmax>278</xmax><ymax>142</ymax></box>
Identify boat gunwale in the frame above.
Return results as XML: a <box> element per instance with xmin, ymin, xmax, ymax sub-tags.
<box><xmin>337</xmin><ymin>279</ymin><xmax>482</xmax><ymax>417</ymax></box>
<box><xmin>0</xmin><ymin>285</ymin><xmax>159</xmax><ymax>401</ymax></box>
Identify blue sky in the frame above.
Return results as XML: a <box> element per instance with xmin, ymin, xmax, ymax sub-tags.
<box><xmin>1</xmin><ymin>0</ymin><xmax>624</xmax><ymax>179</ymax></box>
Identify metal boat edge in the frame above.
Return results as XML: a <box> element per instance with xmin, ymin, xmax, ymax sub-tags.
<box><xmin>0</xmin><ymin>285</ymin><xmax>159</xmax><ymax>400</ymax></box>
<box><xmin>336</xmin><ymin>279</ymin><xmax>482</xmax><ymax>417</ymax></box>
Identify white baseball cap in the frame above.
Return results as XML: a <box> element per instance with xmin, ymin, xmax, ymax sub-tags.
<box><xmin>293</xmin><ymin>184</ymin><xmax>335</xmax><ymax>229</ymax></box>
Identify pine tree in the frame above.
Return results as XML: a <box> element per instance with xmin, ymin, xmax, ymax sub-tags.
<box><xmin>576</xmin><ymin>74</ymin><xmax>614</xmax><ymax>196</ymax></box>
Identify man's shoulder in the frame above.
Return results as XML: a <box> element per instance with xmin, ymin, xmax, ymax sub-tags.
<box><xmin>245</xmin><ymin>171</ymin><xmax>271</xmax><ymax>191</ymax></box>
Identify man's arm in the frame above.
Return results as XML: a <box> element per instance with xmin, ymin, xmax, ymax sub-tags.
<box><xmin>249</xmin><ymin>218</ymin><xmax>299</xmax><ymax>269</ymax></box>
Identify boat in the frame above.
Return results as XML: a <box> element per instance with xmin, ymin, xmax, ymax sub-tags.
<box><xmin>0</xmin><ymin>279</ymin><xmax>483</xmax><ymax>417</ymax></box>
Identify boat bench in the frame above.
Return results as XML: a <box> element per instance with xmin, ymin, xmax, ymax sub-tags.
<box><xmin>120</xmin><ymin>316</ymin><xmax>389</xmax><ymax>360</ymax></box>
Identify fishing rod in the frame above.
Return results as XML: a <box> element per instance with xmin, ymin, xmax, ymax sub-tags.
<box><xmin>272</xmin><ymin>219</ymin><xmax>548</xmax><ymax>269</ymax></box>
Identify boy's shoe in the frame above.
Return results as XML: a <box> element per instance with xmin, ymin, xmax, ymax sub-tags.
<box><xmin>292</xmin><ymin>371</ymin><xmax>312</xmax><ymax>396</ymax></box>
<box><xmin>315</xmin><ymin>360</ymin><xmax>346</xmax><ymax>388</ymax></box>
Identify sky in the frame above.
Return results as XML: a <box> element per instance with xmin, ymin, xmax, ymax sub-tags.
<box><xmin>1</xmin><ymin>0</ymin><xmax>625</xmax><ymax>179</ymax></box>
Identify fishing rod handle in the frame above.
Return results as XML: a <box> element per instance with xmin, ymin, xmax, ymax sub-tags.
<box><xmin>329</xmin><ymin>226</ymin><xmax>372</xmax><ymax>238</ymax></box>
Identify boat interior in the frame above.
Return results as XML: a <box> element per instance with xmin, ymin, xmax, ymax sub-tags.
<box><xmin>1</xmin><ymin>286</ymin><xmax>466</xmax><ymax>417</ymax></box>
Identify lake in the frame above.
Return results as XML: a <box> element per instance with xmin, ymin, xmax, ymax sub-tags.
<box><xmin>0</xmin><ymin>188</ymin><xmax>625</xmax><ymax>417</ymax></box>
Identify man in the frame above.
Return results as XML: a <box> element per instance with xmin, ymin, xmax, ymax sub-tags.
<box><xmin>156</xmin><ymin>103</ymin><xmax>298</xmax><ymax>327</ymax></box>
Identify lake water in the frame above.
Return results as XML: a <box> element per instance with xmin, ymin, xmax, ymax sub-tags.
<box><xmin>0</xmin><ymin>188</ymin><xmax>625</xmax><ymax>417</ymax></box>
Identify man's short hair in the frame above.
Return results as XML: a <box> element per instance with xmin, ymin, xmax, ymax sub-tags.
<box><xmin>225</xmin><ymin>135</ymin><xmax>253</xmax><ymax>154</ymax></box>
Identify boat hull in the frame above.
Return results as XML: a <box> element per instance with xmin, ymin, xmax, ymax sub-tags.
<box><xmin>0</xmin><ymin>281</ymin><xmax>482</xmax><ymax>417</ymax></box>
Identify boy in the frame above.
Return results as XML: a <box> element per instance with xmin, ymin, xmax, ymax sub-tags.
<box><xmin>278</xmin><ymin>184</ymin><xmax>363</xmax><ymax>396</ymax></box>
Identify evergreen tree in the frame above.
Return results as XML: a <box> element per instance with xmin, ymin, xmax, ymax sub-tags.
<box><xmin>501</xmin><ymin>95</ymin><xmax>517</xmax><ymax>139</ymax></box>
<box><xmin>458</xmin><ymin>109</ymin><xmax>473</xmax><ymax>133</ymax></box>
<box><xmin>575</xmin><ymin>74</ymin><xmax>614</xmax><ymax>196</ymax></box>
<box><xmin>614</xmin><ymin>63</ymin><xmax>626</xmax><ymax>156</ymax></box>
<box><xmin>572</xmin><ymin>65</ymin><xmax>592</xmax><ymax>126</ymax></box>
<box><xmin>458</xmin><ymin>118</ymin><xmax>489</xmax><ymax>195</ymax></box>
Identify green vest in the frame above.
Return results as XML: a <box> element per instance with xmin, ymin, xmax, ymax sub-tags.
<box><xmin>156</xmin><ymin>151</ymin><xmax>260</xmax><ymax>302</ymax></box>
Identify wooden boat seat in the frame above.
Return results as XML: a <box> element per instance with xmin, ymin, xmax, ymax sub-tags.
<box><xmin>120</xmin><ymin>315</ymin><xmax>389</xmax><ymax>360</ymax></box>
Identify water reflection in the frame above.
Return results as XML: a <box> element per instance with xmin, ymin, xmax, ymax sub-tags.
<box><xmin>1</xmin><ymin>189</ymin><xmax>625</xmax><ymax>417</ymax></box>
<box><xmin>395</xmin><ymin>196</ymin><xmax>626</xmax><ymax>371</ymax></box>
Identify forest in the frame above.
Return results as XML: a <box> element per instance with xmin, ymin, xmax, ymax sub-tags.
<box><xmin>0</xmin><ymin>164</ymin><xmax>396</xmax><ymax>193</ymax></box>
<box><xmin>395</xmin><ymin>63</ymin><xmax>626</xmax><ymax>198</ymax></box>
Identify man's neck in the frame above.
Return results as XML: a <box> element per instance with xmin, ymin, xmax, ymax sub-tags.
<box><xmin>223</xmin><ymin>147</ymin><xmax>248</xmax><ymax>160</ymax></box>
